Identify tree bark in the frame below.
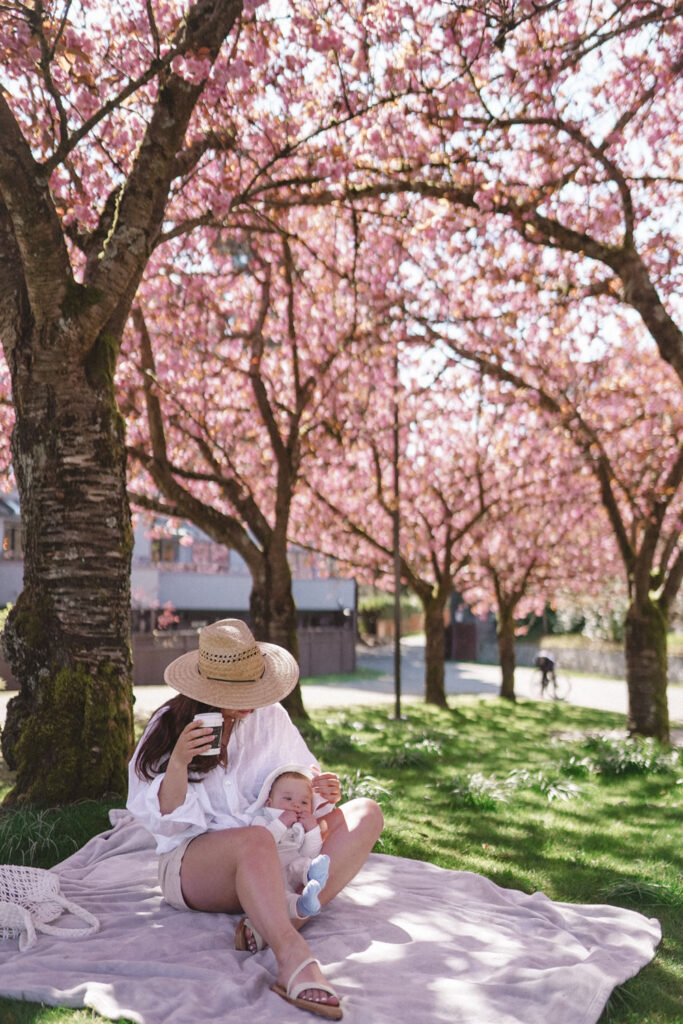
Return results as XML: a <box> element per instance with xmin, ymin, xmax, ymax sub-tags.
<box><xmin>1</xmin><ymin>324</ymin><xmax>134</xmax><ymax>802</ymax></box>
<box><xmin>423</xmin><ymin>599</ymin><xmax>448</xmax><ymax>708</ymax></box>
<box><xmin>496</xmin><ymin>607</ymin><xmax>516</xmax><ymax>701</ymax></box>
<box><xmin>624</xmin><ymin>596</ymin><xmax>670</xmax><ymax>743</ymax></box>
<box><xmin>249</xmin><ymin>549</ymin><xmax>306</xmax><ymax>719</ymax></box>
<box><xmin>0</xmin><ymin>0</ymin><xmax>243</xmax><ymax>801</ymax></box>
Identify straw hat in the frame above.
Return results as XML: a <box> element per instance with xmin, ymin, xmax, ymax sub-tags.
<box><xmin>163</xmin><ymin>618</ymin><xmax>300</xmax><ymax>709</ymax></box>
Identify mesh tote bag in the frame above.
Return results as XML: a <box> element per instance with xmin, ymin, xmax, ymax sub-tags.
<box><xmin>0</xmin><ymin>864</ymin><xmax>100</xmax><ymax>951</ymax></box>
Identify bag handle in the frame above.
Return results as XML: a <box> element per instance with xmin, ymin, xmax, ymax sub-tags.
<box><xmin>33</xmin><ymin>894</ymin><xmax>100</xmax><ymax>939</ymax></box>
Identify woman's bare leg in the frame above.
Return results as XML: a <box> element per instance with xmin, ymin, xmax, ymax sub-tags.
<box><xmin>180</xmin><ymin>826</ymin><xmax>339</xmax><ymax>1007</ymax></box>
<box><xmin>319</xmin><ymin>798</ymin><xmax>384</xmax><ymax>907</ymax></box>
<box><xmin>225</xmin><ymin>798</ymin><xmax>384</xmax><ymax>953</ymax></box>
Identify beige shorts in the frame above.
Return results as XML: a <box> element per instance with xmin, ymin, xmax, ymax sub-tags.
<box><xmin>158</xmin><ymin>836</ymin><xmax>195</xmax><ymax>910</ymax></box>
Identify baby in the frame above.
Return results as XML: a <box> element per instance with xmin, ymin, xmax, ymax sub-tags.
<box><xmin>250</xmin><ymin>767</ymin><xmax>330</xmax><ymax>920</ymax></box>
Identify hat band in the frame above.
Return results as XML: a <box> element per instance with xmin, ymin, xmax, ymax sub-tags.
<box><xmin>199</xmin><ymin>665</ymin><xmax>267</xmax><ymax>684</ymax></box>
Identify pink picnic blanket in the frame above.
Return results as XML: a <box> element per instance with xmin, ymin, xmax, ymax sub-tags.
<box><xmin>0</xmin><ymin>810</ymin><xmax>661</xmax><ymax>1023</ymax></box>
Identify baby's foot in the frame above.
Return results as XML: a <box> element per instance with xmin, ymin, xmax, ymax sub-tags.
<box><xmin>307</xmin><ymin>854</ymin><xmax>330</xmax><ymax>887</ymax></box>
<box><xmin>296</xmin><ymin>878</ymin><xmax>322</xmax><ymax>918</ymax></box>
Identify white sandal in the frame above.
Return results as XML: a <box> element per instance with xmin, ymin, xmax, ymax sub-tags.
<box><xmin>234</xmin><ymin>916</ymin><xmax>265</xmax><ymax>952</ymax></box>
<box><xmin>270</xmin><ymin>956</ymin><xmax>343</xmax><ymax>1019</ymax></box>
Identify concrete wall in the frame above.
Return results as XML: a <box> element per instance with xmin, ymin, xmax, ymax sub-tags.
<box><xmin>375</xmin><ymin>613</ymin><xmax>424</xmax><ymax>639</ymax></box>
<box><xmin>134</xmin><ymin>627</ymin><xmax>356</xmax><ymax>685</ymax></box>
<box><xmin>479</xmin><ymin>640</ymin><xmax>683</xmax><ymax>685</ymax></box>
<box><xmin>0</xmin><ymin>561</ymin><xmax>23</xmax><ymax>607</ymax></box>
<box><xmin>0</xmin><ymin>627</ymin><xmax>356</xmax><ymax>691</ymax></box>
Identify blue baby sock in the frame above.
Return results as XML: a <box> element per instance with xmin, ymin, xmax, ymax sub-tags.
<box><xmin>307</xmin><ymin>854</ymin><xmax>330</xmax><ymax>887</ymax></box>
<box><xmin>296</xmin><ymin>879</ymin><xmax>322</xmax><ymax>918</ymax></box>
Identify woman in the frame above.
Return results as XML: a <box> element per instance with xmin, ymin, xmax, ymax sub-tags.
<box><xmin>127</xmin><ymin>618</ymin><xmax>383</xmax><ymax>1020</ymax></box>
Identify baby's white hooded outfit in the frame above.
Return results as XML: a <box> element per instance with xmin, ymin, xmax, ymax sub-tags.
<box><xmin>248</xmin><ymin>764</ymin><xmax>329</xmax><ymax>919</ymax></box>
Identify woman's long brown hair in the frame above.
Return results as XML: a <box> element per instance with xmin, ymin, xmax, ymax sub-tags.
<box><xmin>133</xmin><ymin>694</ymin><xmax>222</xmax><ymax>780</ymax></box>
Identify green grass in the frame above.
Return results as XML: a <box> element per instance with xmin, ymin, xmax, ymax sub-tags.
<box><xmin>0</xmin><ymin>697</ymin><xmax>681</xmax><ymax>1023</ymax></box>
<box><xmin>300</xmin><ymin>668</ymin><xmax>384</xmax><ymax>685</ymax></box>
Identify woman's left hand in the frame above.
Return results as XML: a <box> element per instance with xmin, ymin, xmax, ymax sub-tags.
<box><xmin>311</xmin><ymin>767</ymin><xmax>342</xmax><ymax>805</ymax></box>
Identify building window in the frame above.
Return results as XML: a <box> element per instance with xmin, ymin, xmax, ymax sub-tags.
<box><xmin>151</xmin><ymin>538</ymin><xmax>180</xmax><ymax>564</ymax></box>
<box><xmin>191</xmin><ymin>541</ymin><xmax>230</xmax><ymax>571</ymax></box>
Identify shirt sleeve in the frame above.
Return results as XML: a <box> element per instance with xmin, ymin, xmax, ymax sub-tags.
<box><xmin>127</xmin><ymin>766</ymin><xmax>213</xmax><ymax>844</ymax></box>
<box><xmin>126</xmin><ymin>711</ymin><xmax>213</xmax><ymax>851</ymax></box>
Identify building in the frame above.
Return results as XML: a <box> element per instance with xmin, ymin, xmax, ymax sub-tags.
<box><xmin>0</xmin><ymin>493</ymin><xmax>23</xmax><ymax>608</ymax></box>
<box><xmin>0</xmin><ymin>497</ymin><xmax>357</xmax><ymax>686</ymax></box>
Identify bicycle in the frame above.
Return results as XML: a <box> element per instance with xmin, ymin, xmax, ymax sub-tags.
<box><xmin>535</xmin><ymin>656</ymin><xmax>571</xmax><ymax>701</ymax></box>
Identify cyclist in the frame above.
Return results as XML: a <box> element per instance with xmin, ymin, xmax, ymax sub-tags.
<box><xmin>535</xmin><ymin>649</ymin><xmax>556</xmax><ymax>696</ymax></box>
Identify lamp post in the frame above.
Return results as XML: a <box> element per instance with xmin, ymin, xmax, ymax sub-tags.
<box><xmin>392</xmin><ymin>346</ymin><xmax>402</xmax><ymax>720</ymax></box>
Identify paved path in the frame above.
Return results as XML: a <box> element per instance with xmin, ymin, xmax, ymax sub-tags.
<box><xmin>113</xmin><ymin>638</ymin><xmax>683</xmax><ymax>733</ymax></box>
<box><xmin>313</xmin><ymin>638</ymin><xmax>683</xmax><ymax>722</ymax></box>
<box><xmin>1</xmin><ymin>637</ymin><xmax>682</xmax><ymax>734</ymax></box>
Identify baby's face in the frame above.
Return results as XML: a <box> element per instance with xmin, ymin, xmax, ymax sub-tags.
<box><xmin>268</xmin><ymin>776</ymin><xmax>313</xmax><ymax>815</ymax></box>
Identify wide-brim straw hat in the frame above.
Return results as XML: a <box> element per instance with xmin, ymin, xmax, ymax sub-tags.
<box><xmin>164</xmin><ymin>618</ymin><xmax>300</xmax><ymax>710</ymax></box>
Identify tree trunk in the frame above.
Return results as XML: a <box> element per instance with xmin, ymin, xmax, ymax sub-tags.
<box><xmin>1</xmin><ymin>328</ymin><xmax>134</xmax><ymax>803</ymax></box>
<box><xmin>423</xmin><ymin>601</ymin><xmax>448</xmax><ymax>708</ymax></box>
<box><xmin>496</xmin><ymin>608</ymin><xmax>516</xmax><ymax>701</ymax></box>
<box><xmin>624</xmin><ymin>595</ymin><xmax>670</xmax><ymax>743</ymax></box>
<box><xmin>249</xmin><ymin>549</ymin><xmax>306</xmax><ymax>720</ymax></box>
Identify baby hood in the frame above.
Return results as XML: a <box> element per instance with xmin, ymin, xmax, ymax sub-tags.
<box><xmin>248</xmin><ymin>763</ymin><xmax>333</xmax><ymax>817</ymax></box>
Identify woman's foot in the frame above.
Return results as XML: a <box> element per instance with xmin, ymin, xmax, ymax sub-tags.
<box><xmin>273</xmin><ymin>952</ymin><xmax>342</xmax><ymax>1019</ymax></box>
<box><xmin>234</xmin><ymin>916</ymin><xmax>265</xmax><ymax>953</ymax></box>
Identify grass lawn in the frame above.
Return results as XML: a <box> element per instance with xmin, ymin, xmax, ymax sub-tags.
<box><xmin>0</xmin><ymin>697</ymin><xmax>681</xmax><ymax>1023</ymax></box>
<box><xmin>300</xmin><ymin>668</ymin><xmax>384</xmax><ymax>685</ymax></box>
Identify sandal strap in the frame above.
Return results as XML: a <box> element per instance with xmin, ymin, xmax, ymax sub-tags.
<box><xmin>245</xmin><ymin>917</ymin><xmax>265</xmax><ymax>951</ymax></box>
<box><xmin>287</xmin><ymin>957</ymin><xmax>339</xmax><ymax>1001</ymax></box>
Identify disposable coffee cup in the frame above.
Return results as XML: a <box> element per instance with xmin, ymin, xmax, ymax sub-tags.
<box><xmin>193</xmin><ymin>712</ymin><xmax>223</xmax><ymax>755</ymax></box>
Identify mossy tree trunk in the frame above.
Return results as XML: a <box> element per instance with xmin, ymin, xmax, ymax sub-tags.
<box><xmin>0</xmin><ymin>315</ymin><xmax>135</xmax><ymax>803</ymax></box>
<box><xmin>0</xmin><ymin>0</ymin><xmax>243</xmax><ymax>802</ymax></box>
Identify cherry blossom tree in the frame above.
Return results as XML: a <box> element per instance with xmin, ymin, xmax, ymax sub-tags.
<box><xmin>120</xmin><ymin>207</ymin><xmax>374</xmax><ymax>718</ymax></box>
<box><xmin>459</xmin><ymin>401</ymin><xmax>613</xmax><ymax>700</ymax></box>
<box><xmin>278</xmin><ymin>0</ymin><xmax>683</xmax><ymax>737</ymax></box>
<box><xmin>0</xmin><ymin>0</ymin><xmax>248</xmax><ymax>801</ymax></box>
<box><xmin>286</xmin><ymin>2</ymin><xmax>682</xmax><ymax>380</ymax></box>
<box><xmin>0</xmin><ymin>0</ymin><xmax>424</xmax><ymax>786</ymax></box>
<box><xmin>299</xmin><ymin>346</ymin><xmax>507</xmax><ymax>707</ymax></box>
<box><xmin>0</xmin><ymin>0</ymin><xmax>446</xmax><ymax>788</ymax></box>
<box><xmin>441</xmin><ymin>309</ymin><xmax>683</xmax><ymax>742</ymax></box>
<box><xmin>1</xmin><ymin>0</ymin><xmax>680</xmax><ymax>807</ymax></box>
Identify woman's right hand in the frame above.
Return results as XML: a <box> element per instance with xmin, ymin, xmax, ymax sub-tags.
<box><xmin>159</xmin><ymin>721</ymin><xmax>212</xmax><ymax>815</ymax></box>
<box><xmin>169</xmin><ymin>721</ymin><xmax>213</xmax><ymax>768</ymax></box>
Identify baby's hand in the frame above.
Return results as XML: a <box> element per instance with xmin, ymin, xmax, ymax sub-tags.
<box><xmin>310</xmin><ymin>767</ymin><xmax>342</xmax><ymax>805</ymax></box>
<box><xmin>278</xmin><ymin>810</ymin><xmax>298</xmax><ymax>828</ymax></box>
<box><xmin>298</xmin><ymin>812</ymin><xmax>318</xmax><ymax>832</ymax></box>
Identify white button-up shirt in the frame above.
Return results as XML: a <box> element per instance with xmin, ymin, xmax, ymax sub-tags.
<box><xmin>126</xmin><ymin>703</ymin><xmax>327</xmax><ymax>854</ymax></box>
